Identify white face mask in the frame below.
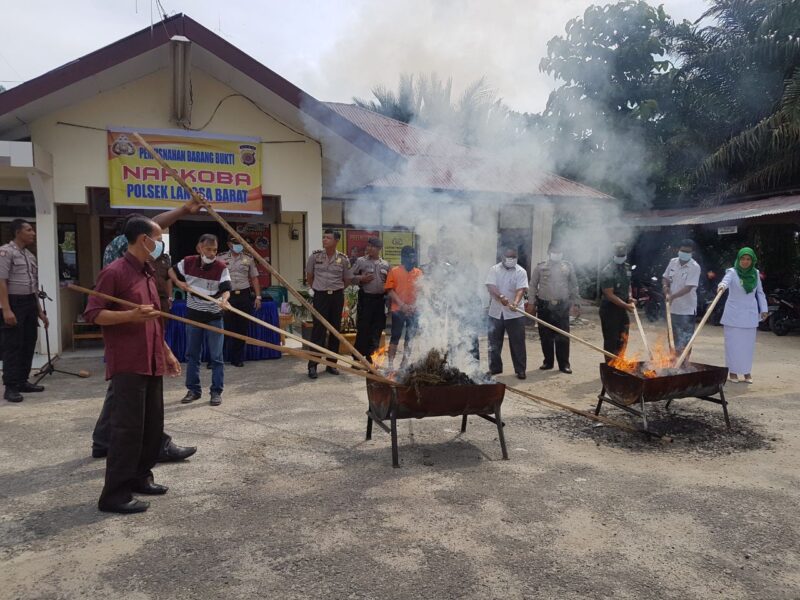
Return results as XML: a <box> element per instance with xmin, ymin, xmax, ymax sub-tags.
<box><xmin>613</xmin><ymin>255</ymin><xmax>627</xmax><ymax>265</ymax></box>
<box><xmin>201</xmin><ymin>255</ymin><xmax>216</xmax><ymax>265</ymax></box>
<box><xmin>549</xmin><ymin>252</ymin><xmax>563</xmax><ymax>262</ymax></box>
<box><xmin>678</xmin><ymin>251</ymin><xmax>692</xmax><ymax>262</ymax></box>
<box><xmin>503</xmin><ymin>257</ymin><xmax>518</xmax><ymax>269</ymax></box>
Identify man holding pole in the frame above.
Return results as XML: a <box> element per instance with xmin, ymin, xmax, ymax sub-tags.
<box><xmin>599</xmin><ymin>243</ymin><xmax>635</xmax><ymax>360</ymax></box>
<box><xmin>662</xmin><ymin>239</ymin><xmax>701</xmax><ymax>355</ymax></box>
<box><xmin>350</xmin><ymin>237</ymin><xmax>389</xmax><ymax>362</ymax></box>
<box><xmin>84</xmin><ymin>217</ymin><xmax>181</xmax><ymax>514</ymax></box>
<box><xmin>486</xmin><ymin>247</ymin><xmax>529</xmax><ymax>379</ymax></box>
<box><xmin>306</xmin><ymin>230</ymin><xmax>351</xmax><ymax>379</ymax></box>
<box><xmin>218</xmin><ymin>238</ymin><xmax>262</xmax><ymax>367</ymax></box>
<box><xmin>529</xmin><ymin>241</ymin><xmax>580</xmax><ymax>374</ymax></box>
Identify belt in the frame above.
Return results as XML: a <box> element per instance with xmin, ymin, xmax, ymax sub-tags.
<box><xmin>232</xmin><ymin>288</ymin><xmax>251</xmax><ymax>295</ymax></box>
<box><xmin>359</xmin><ymin>291</ymin><xmax>385</xmax><ymax>298</ymax></box>
<box><xmin>315</xmin><ymin>289</ymin><xmax>343</xmax><ymax>295</ymax></box>
<box><xmin>539</xmin><ymin>298</ymin><xmax>568</xmax><ymax>306</ymax></box>
<box><xmin>8</xmin><ymin>293</ymin><xmax>37</xmax><ymax>300</ymax></box>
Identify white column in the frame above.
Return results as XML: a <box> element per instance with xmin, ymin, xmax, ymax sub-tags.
<box><xmin>28</xmin><ymin>170</ymin><xmax>62</xmax><ymax>353</ymax></box>
<box><xmin>531</xmin><ymin>203</ymin><xmax>554</xmax><ymax>266</ymax></box>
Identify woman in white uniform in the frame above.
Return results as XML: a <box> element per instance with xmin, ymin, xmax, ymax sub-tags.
<box><xmin>718</xmin><ymin>247</ymin><xmax>768</xmax><ymax>383</ymax></box>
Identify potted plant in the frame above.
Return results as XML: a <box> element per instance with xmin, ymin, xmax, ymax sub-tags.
<box><xmin>338</xmin><ymin>285</ymin><xmax>359</xmax><ymax>352</ymax></box>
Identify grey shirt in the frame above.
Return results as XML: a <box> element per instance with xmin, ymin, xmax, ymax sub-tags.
<box><xmin>0</xmin><ymin>241</ymin><xmax>38</xmax><ymax>295</ymax></box>
<box><xmin>218</xmin><ymin>250</ymin><xmax>259</xmax><ymax>291</ymax></box>
<box><xmin>530</xmin><ymin>259</ymin><xmax>579</xmax><ymax>303</ymax></box>
<box><xmin>350</xmin><ymin>256</ymin><xmax>390</xmax><ymax>294</ymax></box>
<box><xmin>306</xmin><ymin>250</ymin><xmax>351</xmax><ymax>291</ymax></box>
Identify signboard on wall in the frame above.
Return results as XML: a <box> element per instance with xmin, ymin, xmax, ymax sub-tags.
<box><xmin>107</xmin><ymin>127</ymin><xmax>262</xmax><ymax>213</ymax></box>
<box><xmin>381</xmin><ymin>230</ymin><xmax>415</xmax><ymax>265</ymax></box>
<box><xmin>717</xmin><ymin>225</ymin><xmax>738</xmax><ymax>235</ymax></box>
<box><xmin>346</xmin><ymin>229</ymin><xmax>381</xmax><ymax>261</ymax></box>
<box><xmin>234</xmin><ymin>222</ymin><xmax>272</xmax><ymax>287</ymax></box>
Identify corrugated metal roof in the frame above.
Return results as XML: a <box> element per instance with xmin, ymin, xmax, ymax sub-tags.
<box><xmin>324</xmin><ymin>102</ymin><xmax>613</xmax><ymax>200</ymax></box>
<box><xmin>627</xmin><ymin>195</ymin><xmax>800</xmax><ymax>226</ymax></box>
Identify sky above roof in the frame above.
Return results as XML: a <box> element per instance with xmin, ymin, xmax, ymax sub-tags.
<box><xmin>0</xmin><ymin>0</ymin><xmax>705</xmax><ymax>113</ymax></box>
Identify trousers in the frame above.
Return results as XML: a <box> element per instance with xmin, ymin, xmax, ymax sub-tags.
<box><xmin>224</xmin><ymin>290</ymin><xmax>254</xmax><ymax>364</ymax></box>
<box><xmin>671</xmin><ymin>314</ymin><xmax>695</xmax><ymax>353</ymax></box>
<box><xmin>186</xmin><ymin>318</ymin><xmax>224</xmax><ymax>394</ymax></box>
<box><xmin>92</xmin><ymin>381</ymin><xmax>172</xmax><ymax>453</ymax></box>
<box><xmin>1</xmin><ymin>294</ymin><xmax>39</xmax><ymax>389</ymax></box>
<box><xmin>354</xmin><ymin>291</ymin><xmax>385</xmax><ymax>360</ymax></box>
<box><xmin>537</xmin><ymin>299</ymin><xmax>571</xmax><ymax>368</ymax></box>
<box><xmin>308</xmin><ymin>290</ymin><xmax>344</xmax><ymax>368</ymax></box>
<box><xmin>599</xmin><ymin>302</ymin><xmax>630</xmax><ymax>361</ymax></box>
<box><xmin>99</xmin><ymin>373</ymin><xmax>163</xmax><ymax>507</ymax></box>
<box><xmin>488</xmin><ymin>315</ymin><xmax>527</xmax><ymax>375</ymax></box>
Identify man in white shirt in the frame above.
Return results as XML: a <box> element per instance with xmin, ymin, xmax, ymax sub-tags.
<box><xmin>662</xmin><ymin>239</ymin><xmax>702</xmax><ymax>354</ymax></box>
<box><xmin>486</xmin><ymin>248</ymin><xmax>529</xmax><ymax>379</ymax></box>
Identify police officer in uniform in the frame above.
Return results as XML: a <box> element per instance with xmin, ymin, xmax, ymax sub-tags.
<box><xmin>350</xmin><ymin>237</ymin><xmax>389</xmax><ymax>362</ymax></box>
<box><xmin>0</xmin><ymin>219</ymin><xmax>48</xmax><ymax>402</ymax></box>
<box><xmin>599</xmin><ymin>242</ymin><xmax>635</xmax><ymax>360</ymax></box>
<box><xmin>218</xmin><ymin>238</ymin><xmax>262</xmax><ymax>367</ymax></box>
<box><xmin>529</xmin><ymin>241</ymin><xmax>580</xmax><ymax>374</ymax></box>
<box><xmin>305</xmin><ymin>229</ymin><xmax>351</xmax><ymax>379</ymax></box>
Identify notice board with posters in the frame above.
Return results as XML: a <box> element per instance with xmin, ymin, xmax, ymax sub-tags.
<box><xmin>345</xmin><ymin>229</ymin><xmax>381</xmax><ymax>262</ymax></box>
<box><xmin>107</xmin><ymin>128</ymin><xmax>262</xmax><ymax>214</ymax></box>
<box><xmin>381</xmin><ymin>230</ymin><xmax>416</xmax><ymax>265</ymax></box>
<box><xmin>232</xmin><ymin>222</ymin><xmax>272</xmax><ymax>288</ymax></box>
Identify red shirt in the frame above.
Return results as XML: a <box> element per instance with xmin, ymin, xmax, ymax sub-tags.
<box><xmin>84</xmin><ymin>252</ymin><xmax>165</xmax><ymax>380</ymax></box>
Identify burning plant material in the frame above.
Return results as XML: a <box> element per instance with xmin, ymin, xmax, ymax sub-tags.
<box><xmin>608</xmin><ymin>334</ymin><xmax>699</xmax><ymax>378</ymax></box>
<box><xmin>395</xmin><ymin>348</ymin><xmax>476</xmax><ymax>387</ymax></box>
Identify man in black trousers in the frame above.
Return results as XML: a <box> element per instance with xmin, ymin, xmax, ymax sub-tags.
<box><xmin>0</xmin><ymin>219</ymin><xmax>48</xmax><ymax>403</ymax></box>
<box><xmin>84</xmin><ymin>217</ymin><xmax>182</xmax><ymax>514</ymax></box>
<box><xmin>305</xmin><ymin>230</ymin><xmax>351</xmax><ymax>379</ymax></box>
<box><xmin>350</xmin><ymin>237</ymin><xmax>389</xmax><ymax>362</ymax></box>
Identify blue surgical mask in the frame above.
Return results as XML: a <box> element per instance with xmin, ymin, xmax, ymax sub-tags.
<box><xmin>678</xmin><ymin>251</ymin><xmax>692</xmax><ymax>262</ymax></box>
<box><xmin>613</xmin><ymin>255</ymin><xmax>627</xmax><ymax>265</ymax></box>
<box><xmin>147</xmin><ymin>236</ymin><xmax>164</xmax><ymax>260</ymax></box>
<box><xmin>232</xmin><ymin>244</ymin><xmax>244</xmax><ymax>254</ymax></box>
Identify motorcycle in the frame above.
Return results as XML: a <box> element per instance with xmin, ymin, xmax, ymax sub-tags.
<box><xmin>631</xmin><ymin>266</ymin><xmax>664</xmax><ymax>322</ymax></box>
<box><xmin>770</xmin><ymin>288</ymin><xmax>800</xmax><ymax>336</ymax></box>
<box><xmin>697</xmin><ymin>270</ymin><xmax>726</xmax><ymax>326</ymax></box>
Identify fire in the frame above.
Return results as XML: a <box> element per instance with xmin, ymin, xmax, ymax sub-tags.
<box><xmin>371</xmin><ymin>345</ymin><xmax>389</xmax><ymax>369</ymax></box>
<box><xmin>608</xmin><ymin>333</ymin><xmax>677</xmax><ymax>378</ymax></box>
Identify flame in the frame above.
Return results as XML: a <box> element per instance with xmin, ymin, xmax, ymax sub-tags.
<box><xmin>609</xmin><ymin>333</ymin><xmax>677</xmax><ymax>378</ymax></box>
<box><xmin>372</xmin><ymin>345</ymin><xmax>389</xmax><ymax>369</ymax></box>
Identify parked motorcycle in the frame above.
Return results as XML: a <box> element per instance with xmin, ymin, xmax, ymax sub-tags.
<box><xmin>631</xmin><ymin>266</ymin><xmax>664</xmax><ymax>322</ymax></box>
<box><xmin>697</xmin><ymin>269</ymin><xmax>726</xmax><ymax>326</ymax></box>
<box><xmin>770</xmin><ymin>288</ymin><xmax>800</xmax><ymax>336</ymax></box>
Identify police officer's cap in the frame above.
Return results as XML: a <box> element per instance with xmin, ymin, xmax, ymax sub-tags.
<box><xmin>613</xmin><ymin>242</ymin><xmax>627</xmax><ymax>255</ymax></box>
<box><xmin>367</xmin><ymin>237</ymin><xmax>383</xmax><ymax>248</ymax></box>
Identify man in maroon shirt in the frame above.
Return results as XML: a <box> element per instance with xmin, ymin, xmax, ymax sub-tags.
<box><xmin>84</xmin><ymin>217</ymin><xmax>181</xmax><ymax>514</ymax></box>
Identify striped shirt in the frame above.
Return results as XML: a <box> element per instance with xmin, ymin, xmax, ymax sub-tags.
<box><xmin>174</xmin><ymin>255</ymin><xmax>232</xmax><ymax>323</ymax></box>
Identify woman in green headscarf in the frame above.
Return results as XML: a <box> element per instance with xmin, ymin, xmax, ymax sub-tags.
<box><xmin>718</xmin><ymin>247</ymin><xmax>768</xmax><ymax>383</ymax></box>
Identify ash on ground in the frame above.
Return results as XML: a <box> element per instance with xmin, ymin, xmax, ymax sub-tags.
<box><xmin>395</xmin><ymin>349</ymin><xmax>478</xmax><ymax>386</ymax></box>
<box><xmin>516</xmin><ymin>404</ymin><xmax>772</xmax><ymax>455</ymax></box>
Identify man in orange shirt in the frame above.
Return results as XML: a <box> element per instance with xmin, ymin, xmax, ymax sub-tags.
<box><xmin>385</xmin><ymin>246</ymin><xmax>422</xmax><ymax>370</ymax></box>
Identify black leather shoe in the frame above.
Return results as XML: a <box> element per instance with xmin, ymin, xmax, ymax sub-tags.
<box><xmin>181</xmin><ymin>391</ymin><xmax>201</xmax><ymax>404</ymax></box>
<box><xmin>308</xmin><ymin>366</ymin><xmax>318</xmax><ymax>379</ymax></box>
<box><xmin>132</xmin><ymin>481</ymin><xmax>168</xmax><ymax>495</ymax></box>
<box><xmin>516</xmin><ymin>372</ymin><xmax>527</xmax><ymax>380</ymax></box>
<box><xmin>4</xmin><ymin>389</ymin><xmax>23</xmax><ymax>403</ymax></box>
<box><xmin>560</xmin><ymin>366</ymin><xmax>573</xmax><ymax>374</ymax></box>
<box><xmin>210</xmin><ymin>392</ymin><xmax>222</xmax><ymax>406</ymax></box>
<box><xmin>98</xmin><ymin>499</ymin><xmax>150</xmax><ymax>514</ymax></box>
<box><xmin>157</xmin><ymin>441</ymin><xmax>197</xmax><ymax>463</ymax></box>
<box><xmin>231</xmin><ymin>361</ymin><xmax>244</xmax><ymax>367</ymax></box>
<box><xmin>325</xmin><ymin>367</ymin><xmax>340</xmax><ymax>375</ymax></box>
<box><xmin>92</xmin><ymin>448</ymin><xmax>108</xmax><ymax>459</ymax></box>
<box><xmin>19</xmin><ymin>382</ymin><xmax>44</xmax><ymax>393</ymax></box>
<box><xmin>539</xmin><ymin>363</ymin><xmax>554</xmax><ymax>370</ymax></box>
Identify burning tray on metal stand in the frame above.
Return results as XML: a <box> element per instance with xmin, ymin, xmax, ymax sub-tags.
<box><xmin>596</xmin><ymin>362</ymin><xmax>730</xmax><ymax>434</ymax></box>
<box><xmin>365</xmin><ymin>381</ymin><xmax>508</xmax><ymax>467</ymax></box>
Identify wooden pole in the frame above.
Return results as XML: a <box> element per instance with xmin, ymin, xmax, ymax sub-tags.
<box><xmin>181</xmin><ymin>286</ymin><xmax>370</xmax><ymax>372</ymax></box>
<box><xmin>632</xmin><ymin>306</ymin><xmax>653</xmax><ymax>360</ymax></box>
<box><xmin>68</xmin><ymin>285</ymin><xmax>392</xmax><ymax>384</ymax></box>
<box><xmin>130</xmin><ymin>132</ymin><xmax>377</xmax><ymax>375</ymax></box>
<box><xmin>665</xmin><ymin>299</ymin><xmax>675</xmax><ymax>353</ymax></box>
<box><xmin>675</xmin><ymin>286</ymin><xmax>725</xmax><ymax>368</ymax></box>
<box><xmin>512</xmin><ymin>306</ymin><xmax>620</xmax><ymax>361</ymax></box>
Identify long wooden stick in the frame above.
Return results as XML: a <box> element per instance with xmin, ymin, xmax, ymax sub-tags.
<box><xmin>182</xmin><ymin>286</ymin><xmax>369</xmax><ymax>372</ymax></box>
<box><xmin>675</xmin><ymin>286</ymin><xmax>725</xmax><ymax>368</ymax></box>
<box><xmin>665</xmin><ymin>299</ymin><xmax>675</xmax><ymax>353</ymax></box>
<box><xmin>131</xmin><ymin>132</ymin><xmax>377</xmax><ymax>376</ymax></box>
<box><xmin>69</xmin><ymin>285</ymin><xmax>392</xmax><ymax>384</ymax></box>
<box><xmin>512</xmin><ymin>306</ymin><xmax>620</xmax><ymax>361</ymax></box>
<box><xmin>506</xmin><ymin>386</ymin><xmax>653</xmax><ymax>436</ymax></box>
<box><xmin>632</xmin><ymin>306</ymin><xmax>653</xmax><ymax>360</ymax></box>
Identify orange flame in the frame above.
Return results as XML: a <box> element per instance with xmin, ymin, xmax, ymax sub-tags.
<box><xmin>372</xmin><ymin>345</ymin><xmax>389</xmax><ymax>369</ymax></box>
<box><xmin>609</xmin><ymin>333</ymin><xmax>677</xmax><ymax>378</ymax></box>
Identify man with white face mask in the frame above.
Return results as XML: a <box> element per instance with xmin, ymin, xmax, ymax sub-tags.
<box><xmin>170</xmin><ymin>234</ymin><xmax>231</xmax><ymax>406</ymax></box>
<box><xmin>529</xmin><ymin>241</ymin><xmax>580</xmax><ymax>373</ymax></box>
<box><xmin>486</xmin><ymin>247</ymin><xmax>529</xmax><ymax>379</ymax></box>
<box><xmin>599</xmin><ymin>242</ymin><xmax>635</xmax><ymax>359</ymax></box>
<box><xmin>662</xmin><ymin>238</ymin><xmax>701</xmax><ymax>354</ymax></box>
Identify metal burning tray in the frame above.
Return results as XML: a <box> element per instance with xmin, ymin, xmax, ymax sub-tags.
<box><xmin>596</xmin><ymin>362</ymin><xmax>730</xmax><ymax>432</ymax></box>
<box><xmin>365</xmin><ymin>381</ymin><xmax>508</xmax><ymax>467</ymax></box>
